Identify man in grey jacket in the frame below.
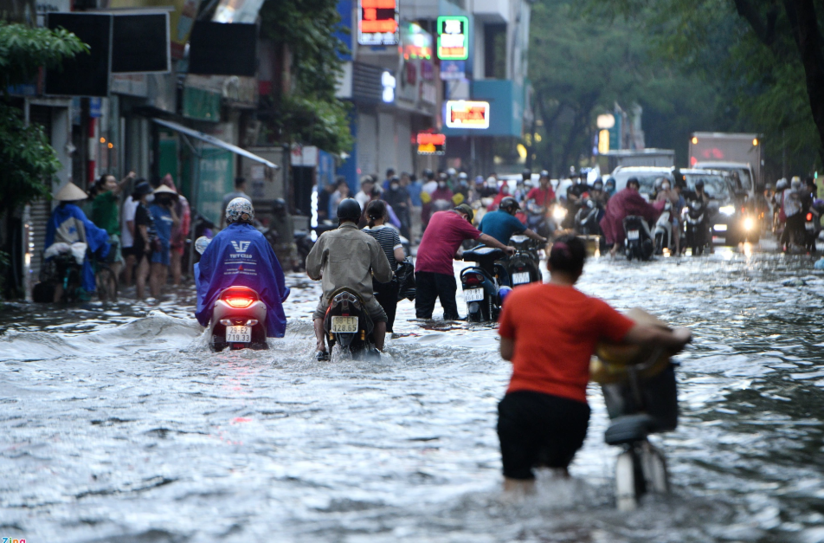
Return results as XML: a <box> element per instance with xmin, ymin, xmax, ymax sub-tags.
<box><xmin>306</xmin><ymin>198</ymin><xmax>393</xmax><ymax>360</ymax></box>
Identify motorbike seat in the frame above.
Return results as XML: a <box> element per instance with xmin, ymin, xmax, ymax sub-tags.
<box><xmin>604</xmin><ymin>413</ymin><xmax>656</xmax><ymax>445</ymax></box>
<box><xmin>509</xmin><ymin>235</ymin><xmax>529</xmax><ymax>244</ymax></box>
<box><xmin>462</xmin><ymin>246</ymin><xmax>506</xmax><ymax>263</ymax></box>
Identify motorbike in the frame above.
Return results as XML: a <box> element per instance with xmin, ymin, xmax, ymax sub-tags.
<box><xmin>652</xmin><ymin>202</ymin><xmax>673</xmax><ymax>255</ymax></box>
<box><xmin>623</xmin><ymin>216</ymin><xmax>654</xmax><ymax>261</ymax></box>
<box><xmin>323</xmin><ymin>287</ymin><xmax>378</xmax><ymax>359</ymax></box>
<box><xmin>460</xmin><ymin>246</ymin><xmax>507</xmax><ymax>322</ymax></box>
<box><xmin>803</xmin><ymin>210</ymin><xmax>819</xmax><ymax>253</ymax></box>
<box><xmin>683</xmin><ymin>199</ymin><xmax>708</xmax><ymax>256</ymax></box>
<box><xmin>574</xmin><ymin>198</ymin><xmax>601</xmax><ymax>237</ymax></box>
<box><xmin>505</xmin><ymin>235</ymin><xmax>542</xmax><ymax>287</ymax></box>
<box><xmin>194</xmin><ymin>237</ymin><xmax>269</xmax><ymax>352</ymax></box>
<box><xmin>599</xmin><ymin>347</ymin><xmax>679</xmax><ymax>511</ymax></box>
<box><xmin>525</xmin><ymin>201</ymin><xmax>551</xmax><ymax>239</ymax></box>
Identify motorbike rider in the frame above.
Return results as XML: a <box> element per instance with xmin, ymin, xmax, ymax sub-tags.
<box><xmin>306</xmin><ymin>198</ymin><xmax>394</xmax><ymax>361</ymax></box>
<box><xmin>45</xmin><ymin>182</ymin><xmax>111</xmax><ymax>302</ymax></box>
<box><xmin>480</xmin><ymin>197</ymin><xmax>547</xmax><ymax>246</ymax></box>
<box><xmin>654</xmin><ymin>179</ymin><xmax>682</xmax><ymax>255</ymax></box>
<box><xmin>525</xmin><ymin>171</ymin><xmax>556</xmax><ymax>210</ymax></box>
<box><xmin>496</xmin><ymin>234</ymin><xmax>692</xmax><ymax>492</ymax></box>
<box><xmin>195</xmin><ymin>198</ymin><xmax>290</xmax><ymax>338</ymax></box>
<box><xmin>415</xmin><ymin>204</ymin><xmax>515</xmax><ymax>320</ymax></box>
<box><xmin>686</xmin><ymin>180</ymin><xmax>713</xmax><ymax>252</ymax></box>
<box><xmin>599</xmin><ymin>178</ymin><xmax>665</xmax><ymax>257</ymax></box>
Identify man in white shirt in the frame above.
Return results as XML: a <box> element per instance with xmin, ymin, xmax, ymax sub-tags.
<box><xmin>354</xmin><ymin>175</ymin><xmax>376</xmax><ymax>211</ymax></box>
<box><xmin>121</xmin><ymin>190</ymin><xmax>140</xmax><ymax>286</ymax></box>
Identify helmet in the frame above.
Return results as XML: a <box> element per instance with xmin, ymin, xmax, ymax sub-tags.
<box><xmin>446</xmin><ymin>167</ymin><xmax>457</xmax><ymax>176</ymax></box>
<box><xmin>500</xmin><ymin>197</ymin><xmax>520</xmax><ymax>214</ymax></box>
<box><xmin>226</xmin><ymin>197</ymin><xmax>254</xmax><ymax>223</ymax></box>
<box><xmin>776</xmin><ymin>179</ymin><xmax>788</xmax><ymax>190</ymax></box>
<box><xmin>337</xmin><ymin>198</ymin><xmax>362</xmax><ymax>223</ymax></box>
<box><xmin>695</xmin><ymin>180</ymin><xmax>705</xmax><ymax>190</ymax></box>
<box><xmin>422</xmin><ymin>168</ymin><xmax>434</xmax><ymax>180</ymax></box>
<box><xmin>540</xmin><ymin>170</ymin><xmax>550</xmax><ymax>178</ymax></box>
<box><xmin>498</xmin><ymin>285</ymin><xmax>513</xmax><ymax>306</ymax></box>
<box><xmin>272</xmin><ymin>198</ymin><xmax>286</xmax><ymax>212</ymax></box>
<box><xmin>458</xmin><ymin>172</ymin><xmax>468</xmax><ymax>180</ymax></box>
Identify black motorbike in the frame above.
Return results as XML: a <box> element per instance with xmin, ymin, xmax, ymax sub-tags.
<box><xmin>505</xmin><ymin>235</ymin><xmax>541</xmax><ymax>287</ymax></box>
<box><xmin>574</xmin><ymin>198</ymin><xmax>601</xmax><ymax>237</ymax></box>
<box><xmin>803</xmin><ymin>211</ymin><xmax>819</xmax><ymax>253</ymax></box>
<box><xmin>683</xmin><ymin>199</ymin><xmax>708</xmax><ymax>256</ymax></box>
<box><xmin>460</xmin><ymin>246</ymin><xmax>507</xmax><ymax>322</ymax></box>
<box><xmin>623</xmin><ymin>216</ymin><xmax>654</xmax><ymax>261</ymax></box>
<box><xmin>323</xmin><ymin>287</ymin><xmax>378</xmax><ymax>359</ymax></box>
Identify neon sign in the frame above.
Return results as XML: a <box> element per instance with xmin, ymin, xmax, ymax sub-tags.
<box><xmin>445</xmin><ymin>101</ymin><xmax>489</xmax><ymax>129</ymax></box>
<box><xmin>436</xmin><ymin>16</ymin><xmax>468</xmax><ymax>60</ymax></box>
<box><xmin>416</xmin><ymin>132</ymin><xmax>446</xmax><ymax>155</ymax></box>
<box><xmin>358</xmin><ymin>0</ymin><xmax>399</xmax><ymax>46</ymax></box>
<box><xmin>400</xmin><ymin>22</ymin><xmax>432</xmax><ymax>60</ymax></box>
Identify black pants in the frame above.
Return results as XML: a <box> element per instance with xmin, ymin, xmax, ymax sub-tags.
<box><xmin>414</xmin><ymin>271</ymin><xmax>459</xmax><ymax>320</ymax></box>
<box><xmin>373</xmin><ymin>278</ymin><xmax>399</xmax><ymax>332</ymax></box>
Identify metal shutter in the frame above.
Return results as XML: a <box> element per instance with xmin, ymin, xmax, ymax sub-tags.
<box><xmin>357</xmin><ymin>111</ymin><xmax>378</xmax><ymax>178</ymax></box>
<box><xmin>28</xmin><ymin>199</ymin><xmax>52</xmax><ymax>282</ymax></box>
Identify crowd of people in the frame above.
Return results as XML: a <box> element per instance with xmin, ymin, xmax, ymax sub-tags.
<box><xmin>762</xmin><ymin>176</ymin><xmax>821</xmax><ymax>251</ymax></box>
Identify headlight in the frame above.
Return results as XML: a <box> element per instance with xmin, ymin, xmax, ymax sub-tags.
<box><xmin>719</xmin><ymin>205</ymin><xmax>736</xmax><ymax>216</ymax></box>
<box><xmin>552</xmin><ymin>206</ymin><xmax>567</xmax><ymax>221</ymax></box>
<box><xmin>743</xmin><ymin>217</ymin><xmax>754</xmax><ymax>231</ymax></box>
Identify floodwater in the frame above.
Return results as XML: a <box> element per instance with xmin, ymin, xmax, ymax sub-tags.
<box><xmin>0</xmin><ymin>245</ymin><xmax>822</xmax><ymax>543</ymax></box>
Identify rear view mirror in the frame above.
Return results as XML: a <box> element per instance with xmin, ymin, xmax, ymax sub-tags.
<box><xmin>195</xmin><ymin>236</ymin><xmax>212</xmax><ymax>254</ymax></box>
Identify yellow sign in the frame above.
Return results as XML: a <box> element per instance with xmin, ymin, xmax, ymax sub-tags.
<box><xmin>598</xmin><ymin>129</ymin><xmax>609</xmax><ymax>154</ymax></box>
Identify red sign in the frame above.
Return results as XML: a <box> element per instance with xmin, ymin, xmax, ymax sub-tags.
<box><xmin>358</xmin><ymin>0</ymin><xmax>399</xmax><ymax>45</ymax></box>
<box><xmin>416</xmin><ymin>132</ymin><xmax>446</xmax><ymax>155</ymax></box>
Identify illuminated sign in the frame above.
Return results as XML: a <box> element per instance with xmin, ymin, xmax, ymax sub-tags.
<box><xmin>598</xmin><ymin>130</ymin><xmax>609</xmax><ymax>154</ymax></box>
<box><xmin>400</xmin><ymin>22</ymin><xmax>432</xmax><ymax>60</ymax></box>
<box><xmin>416</xmin><ymin>132</ymin><xmax>446</xmax><ymax>155</ymax></box>
<box><xmin>436</xmin><ymin>16</ymin><xmax>468</xmax><ymax>60</ymax></box>
<box><xmin>381</xmin><ymin>71</ymin><xmax>396</xmax><ymax>103</ymax></box>
<box><xmin>358</xmin><ymin>0</ymin><xmax>399</xmax><ymax>46</ymax></box>
<box><xmin>445</xmin><ymin>100</ymin><xmax>489</xmax><ymax>129</ymax></box>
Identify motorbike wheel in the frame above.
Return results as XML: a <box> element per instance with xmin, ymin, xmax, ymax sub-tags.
<box><xmin>211</xmin><ymin>335</ymin><xmax>227</xmax><ymax>352</ymax></box>
<box><xmin>654</xmin><ymin>233</ymin><xmax>664</xmax><ymax>255</ymax></box>
<box><xmin>642</xmin><ymin>239</ymin><xmax>654</xmax><ymax>261</ymax></box>
<box><xmin>641</xmin><ymin>444</ymin><xmax>669</xmax><ymax>494</ymax></box>
<box><xmin>615</xmin><ymin>449</ymin><xmax>644</xmax><ymax>511</ymax></box>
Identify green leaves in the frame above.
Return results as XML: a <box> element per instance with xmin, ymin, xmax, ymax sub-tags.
<box><xmin>0</xmin><ymin>22</ymin><xmax>89</xmax><ymax>91</ymax></box>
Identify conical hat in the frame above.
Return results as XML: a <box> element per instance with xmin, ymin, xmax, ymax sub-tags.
<box><xmin>54</xmin><ymin>181</ymin><xmax>88</xmax><ymax>201</ymax></box>
<box><xmin>152</xmin><ymin>185</ymin><xmax>179</xmax><ymax>198</ymax></box>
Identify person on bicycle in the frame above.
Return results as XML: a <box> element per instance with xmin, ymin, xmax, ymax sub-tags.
<box><xmin>306</xmin><ymin>198</ymin><xmax>394</xmax><ymax>360</ymax></box>
<box><xmin>496</xmin><ymin>234</ymin><xmax>691</xmax><ymax>493</ymax></box>
<box><xmin>195</xmin><ymin>198</ymin><xmax>290</xmax><ymax>338</ymax></box>
<box><xmin>45</xmin><ymin>182</ymin><xmax>111</xmax><ymax>302</ymax></box>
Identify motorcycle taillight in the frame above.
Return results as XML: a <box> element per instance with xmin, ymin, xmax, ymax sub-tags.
<box><xmin>220</xmin><ymin>286</ymin><xmax>259</xmax><ymax>308</ymax></box>
<box><xmin>464</xmin><ymin>274</ymin><xmax>483</xmax><ymax>286</ymax></box>
<box><xmin>807</xmin><ymin>213</ymin><xmax>813</xmax><ymax>221</ymax></box>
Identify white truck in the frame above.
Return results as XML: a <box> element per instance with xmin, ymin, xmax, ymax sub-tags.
<box><xmin>689</xmin><ymin>132</ymin><xmax>762</xmax><ymax>196</ymax></box>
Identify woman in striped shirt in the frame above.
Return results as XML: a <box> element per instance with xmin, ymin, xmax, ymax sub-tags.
<box><xmin>364</xmin><ymin>200</ymin><xmax>406</xmax><ymax>332</ymax></box>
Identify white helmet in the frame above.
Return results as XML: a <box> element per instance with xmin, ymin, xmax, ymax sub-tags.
<box><xmin>775</xmin><ymin>179</ymin><xmax>788</xmax><ymax>190</ymax></box>
<box><xmin>226</xmin><ymin>197</ymin><xmax>254</xmax><ymax>223</ymax></box>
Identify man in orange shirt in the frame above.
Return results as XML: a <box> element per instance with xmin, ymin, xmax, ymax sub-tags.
<box><xmin>497</xmin><ymin>235</ymin><xmax>691</xmax><ymax>493</ymax></box>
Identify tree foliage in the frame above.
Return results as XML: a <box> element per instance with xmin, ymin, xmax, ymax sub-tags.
<box><xmin>0</xmin><ymin>23</ymin><xmax>87</xmax><ymax>217</ymax></box>
<box><xmin>258</xmin><ymin>0</ymin><xmax>352</xmax><ymax>154</ymax></box>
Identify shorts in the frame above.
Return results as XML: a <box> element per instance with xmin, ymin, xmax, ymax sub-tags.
<box><xmin>107</xmin><ymin>234</ymin><xmax>124</xmax><ymax>264</ymax></box>
<box><xmin>121</xmin><ymin>245</ymin><xmax>137</xmax><ymax>259</ymax></box>
<box><xmin>497</xmin><ymin>390</ymin><xmax>590</xmax><ymax>480</ymax></box>
<box><xmin>313</xmin><ymin>294</ymin><xmax>388</xmax><ymax>323</ymax></box>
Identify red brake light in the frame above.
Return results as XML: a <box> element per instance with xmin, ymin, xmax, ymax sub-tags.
<box><xmin>464</xmin><ymin>274</ymin><xmax>483</xmax><ymax>286</ymax></box>
<box><xmin>221</xmin><ymin>286</ymin><xmax>259</xmax><ymax>308</ymax></box>
<box><xmin>806</xmin><ymin>213</ymin><xmax>813</xmax><ymax>221</ymax></box>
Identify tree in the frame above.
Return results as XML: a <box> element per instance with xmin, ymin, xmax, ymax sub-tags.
<box><xmin>0</xmin><ymin>22</ymin><xmax>87</xmax><ymax>218</ymax></box>
<box><xmin>258</xmin><ymin>0</ymin><xmax>353</xmax><ymax>154</ymax></box>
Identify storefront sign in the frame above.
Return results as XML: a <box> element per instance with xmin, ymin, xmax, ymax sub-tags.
<box><xmin>416</xmin><ymin>132</ymin><xmax>446</xmax><ymax>155</ymax></box>
<box><xmin>381</xmin><ymin>71</ymin><xmax>396</xmax><ymax>103</ymax></box>
<box><xmin>445</xmin><ymin>100</ymin><xmax>490</xmax><ymax>129</ymax></box>
<box><xmin>358</xmin><ymin>0</ymin><xmax>399</xmax><ymax>46</ymax></box>
<box><xmin>439</xmin><ymin>59</ymin><xmax>465</xmax><ymax>81</ymax></box>
<box><xmin>436</xmin><ymin>16</ymin><xmax>468</xmax><ymax>60</ymax></box>
<box><xmin>400</xmin><ymin>21</ymin><xmax>432</xmax><ymax>60</ymax></box>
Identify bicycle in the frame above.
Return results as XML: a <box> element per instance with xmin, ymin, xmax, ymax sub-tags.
<box><xmin>92</xmin><ymin>243</ymin><xmax>118</xmax><ymax>303</ymax></box>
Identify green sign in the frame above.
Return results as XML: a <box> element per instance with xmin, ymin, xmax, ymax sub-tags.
<box><xmin>195</xmin><ymin>149</ymin><xmax>233</xmax><ymax>225</ymax></box>
<box><xmin>437</xmin><ymin>16</ymin><xmax>469</xmax><ymax>61</ymax></box>
<box><xmin>183</xmin><ymin>86</ymin><xmax>221</xmax><ymax>122</ymax></box>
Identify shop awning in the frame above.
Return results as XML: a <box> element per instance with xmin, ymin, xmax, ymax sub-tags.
<box><xmin>152</xmin><ymin>118</ymin><xmax>279</xmax><ymax>169</ymax></box>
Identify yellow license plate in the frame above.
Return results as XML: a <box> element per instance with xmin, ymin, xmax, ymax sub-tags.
<box><xmin>331</xmin><ymin>316</ymin><xmax>358</xmax><ymax>333</ymax></box>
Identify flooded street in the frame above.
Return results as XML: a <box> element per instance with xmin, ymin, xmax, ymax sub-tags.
<box><xmin>1</xmin><ymin>247</ymin><xmax>822</xmax><ymax>543</ymax></box>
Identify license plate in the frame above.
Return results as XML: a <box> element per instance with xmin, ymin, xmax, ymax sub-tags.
<box><xmin>805</xmin><ymin>222</ymin><xmax>815</xmax><ymax>231</ymax></box>
<box><xmin>713</xmin><ymin>224</ymin><xmax>728</xmax><ymax>232</ymax></box>
<box><xmin>463</xmin><ymin>288</ymin><xmax>484</xmax><ymax>302</ymax></box>
<box><xmin>331</xmin><ymin>315</ymin><xmax>358</xmax><ymax>333</ymax></box>
<box><xmin>226</xmin><ymin>325</ymin><xmax>251</xmax><ymax>343</ymax></box>
<box><xmin>512</xmin><ymin>272</ymin><xmax>530</xmax><ymax>285</ymax></box>
<box><xmin>627</xmin><ymin>230</ymin><xmax>640</xmax><ymax>240</ymax></box>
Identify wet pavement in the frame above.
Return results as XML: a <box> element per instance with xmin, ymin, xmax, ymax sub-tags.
<box><xmin>0</xmin><ymin>243</ymin><xmax>822</xmax><ymax>543</ymax></box>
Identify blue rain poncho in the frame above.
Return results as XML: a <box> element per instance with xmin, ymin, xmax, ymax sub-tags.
<box><xmin>195</xmin><ymin>222</ymin><xmax>290</xmax><ymax>337</ymax></box>
<box><xmin>45</xmin><ymin>202</ymin><xmax>111</xmax><ymax>292</ymax></box>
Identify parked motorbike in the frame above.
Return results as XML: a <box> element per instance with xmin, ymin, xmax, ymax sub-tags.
<box><xmin>505</xmin><ymin>235</ymin><xmax>541</xmax><ymax>287</ymax></box>
<box><xmin>323</xmin><ymin>287</ymin><xmax>377</xmax><ymax>359</ymax></box>
<box><xmin>623</xmin><ymin>216</ymin><xmax>654</xmax><ymax>261</ymax></box>
<box><xmin>652</xmin><ymin>202</ymin><xmax>673</xmax><ymax>255</ymax></box>
<box><xmin>597</xmin><ymin>345</ymin><xmax>679</xmax><ymax>511</ymax></box>
<box><xmin>194</xmin><ymin>237</ymin><xmax>269</xmax><ymax>352</ymax></box>
<box><xmin>683</xmin><ymin>199</ymin><xmax>708</xmax><ymax>256</ymax></box>
<box><xmin>460</xmin><ymin>246</ymin><xmax>507</xmax><ymax>322</ymax></box>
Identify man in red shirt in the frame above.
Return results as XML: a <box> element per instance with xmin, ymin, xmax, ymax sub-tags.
<box><xmin>525</xmin><ymin>170</ymin><xmax>555</xmax><ymax>209</ymax></box>
<box><xmin>415</xmin><ymin>204</ymin><xmax>515</xmax><ymax>320</ymax></box>
<box><xmin>497</xmin><ymin>234</ymin><xmax>691</xmax><ymax>493</ymax></box>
